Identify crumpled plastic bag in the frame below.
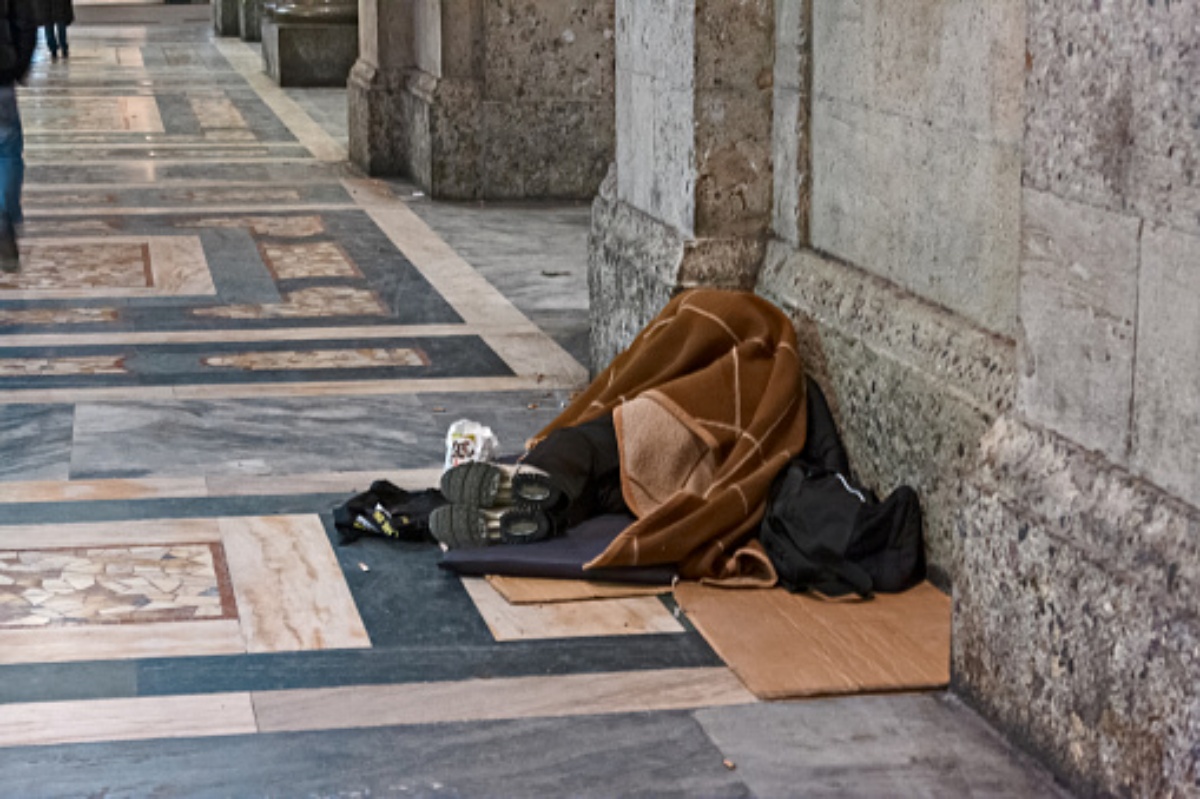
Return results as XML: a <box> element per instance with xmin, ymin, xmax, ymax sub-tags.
<box><xmin>444</xmin><ymin>419</ymin><xmax>500</xmax><ymax>471</ymax></box>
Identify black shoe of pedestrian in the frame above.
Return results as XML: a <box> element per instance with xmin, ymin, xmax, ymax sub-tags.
<box><xmin>62</xmin><ymin>47</ymin><xmax>68</xmax><ymax>58</ymax></box>
<box><xmin>0</xmin><ymin>232</ymin><xmax>18</xmax><ymax>274</ymax></box>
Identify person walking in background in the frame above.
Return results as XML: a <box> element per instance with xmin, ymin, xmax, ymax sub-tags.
<box><xmin>0</xmin><ymin>0</ymin><xmax>39</xmax><ymax>272</ymax></box>
<box><xmin>43</xmin><ymin>0</ymin><xmax>70</xmax><ymax>60</ymax></box>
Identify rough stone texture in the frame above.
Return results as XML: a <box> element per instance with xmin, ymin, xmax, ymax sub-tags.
<box><xmin>809</xmin><ymin>0</ymin><xmax>1023</xmax><ymax>336</ymax></box>
<box><xmin>479</xmin><ymin>100</ymin><xmax>611</xmax><ymax>200</ymax></box>
<box><xmin>351</xmin><ymin>0</ymin><xmax>613</xmax><ymax>199</ymax></box>
<box><xmin>1132</xmin><ymin>224</ymin><xmax>1200</xmax><ymax>506</ymax></box>
<box><xmin>614</xmin><ymin>0</ymin><xmax>696</xmax><ymax>234</ymax></box>
<box><xmin>953</xmin><ymin>416</ymin><xmax>1200</xmax><ymax>798</ymax></box>
<box><xmin>588</xmin><ymin>169</ymin><xmax>762</xmax><ymax>372</ymax></box>
<box><xmin>771</xmin><ymin>0</ymin><xmax>810</xmax><ymax>246</ymax></box>
<box><xmin>238</xmin><ymin>0</ymin><xmax>262</xmax><ymax>42</ymax></box>
<box><xmin>263</xmin><ymin>18</ymin><xmax>359</xmax><ymax>88</ymax></box>
<box><xmin>757</xmin><ymin>243</ymin><xmax>1015</xmax><ymax>585</ymax></box>
<box><xmin>1018</xmin><ymin>188</ymin><xmax>1140</xmax><ymax>464</ymax></box>
<box><xmin>692</xmin><ymin>0</ymin><xmax>774</xmax><ymax>239</ymax></box>
<box><xmin>213</xmin><ymin>0</ymin><xmax>240</xmax><ymax>36</ymax></box>
<box><xmin>348</xmin><ymin>61</ymin><xmax>406</xmax><ymax>176</ymax></box>
<box><xmin>483</xmin><ymin>1</ymin><xmax>614</xmax><ymax>102</ymax></box>
<box><xmin>1024</xmin><ymin>0</ymin><xmax>1200</xmax><ymax>238</ymax></box>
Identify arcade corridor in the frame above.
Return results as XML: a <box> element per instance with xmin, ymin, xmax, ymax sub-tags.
<box><xmin>0</xmin><ymin>7</ymin><xmax>1071</xmax><ymax>797</ymax></box>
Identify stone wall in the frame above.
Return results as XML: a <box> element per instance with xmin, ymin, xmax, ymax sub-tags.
<box><xmin>350</xmin><ymin>0</ymin><xmax>614</xmax><ymax>200</ymax></box>
<box><xmin>952</xmin><ymin>2</ymin><xmax>1200</xmax><ymax>795</ymax></box>
<box><xmin>589</xmin><ymin>0</ymin><xmax>775</xmax><ymax>370</ymax></box>
<box><xmin>760</xmin><ymin>0</ymin><xmax>1200</xmax><ymax>795</ymax></box>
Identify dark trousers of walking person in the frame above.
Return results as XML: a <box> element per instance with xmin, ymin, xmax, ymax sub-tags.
<box><xmin>45</xmin><ymin>24</ymin><xmax>67</xmax><ymax>58</ymax></box>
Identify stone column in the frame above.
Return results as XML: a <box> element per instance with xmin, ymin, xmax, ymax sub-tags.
<box><xmin>239</xmin><ymin>0</ymin><xmax>264</xmax><ymax>42</ymax></box>
<box><xmin>348</xmin><ymin>0</ymin><xmax>419</xmax><ymax>176</ymax></box>
<box><xmin>588</xmin><ymin>0</ymin><xmax>775</xmax><ymax>370</ymax></box>
<box><xmin>214</xmin><ymin>0</ymin><xmax>240</xmax><ymax>36</ymax></box>
<box><xmin>350</xmin><ymin>0</ymin><xmax>613</xmax><ymax>199</ymax></box>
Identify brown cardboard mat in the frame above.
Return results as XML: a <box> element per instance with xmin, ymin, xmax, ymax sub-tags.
<box><xmin>486</xmin><ymin>575</ymin><xmax>669</xmax><ymax>605</ymax></box>
<box><xmin>674</xmin><ymin>581</ymin><xmax>951</xmax><ymax>699</ymax></box>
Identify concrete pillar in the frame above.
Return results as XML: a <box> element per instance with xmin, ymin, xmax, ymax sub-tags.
<box><xmin>349</xmin><ymin>0</ymin><xmax>614</xmax><ymax>200</ymax></box>
<box><xmin>213</xmin><ymin>0</ymin><xmax>240</xmax><ymax>36</ymax></box>
<box><xmin>588</xmin><ymin>0</ymin><xmax>775</xmax><ymax>370</ymax></box>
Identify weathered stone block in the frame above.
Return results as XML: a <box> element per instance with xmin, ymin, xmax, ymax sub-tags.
<box><xmin>953</xmin><ymin>417</ymin><xmax>1200</xmax><ymax>798</ymax></box>
<box><xmin>771</xmin><ymin>0</ymin><xmax>810</xmax><ymax>246</ymax></box>
<box><xmin>213</xmin><ymin>0</ymin><xmax>240</xmax><ymax>36</ymax></box>
<box><xmin>1133</xmin><ymin>224</ymin><xmax>1200</xmax><ymax>506</ymax></box>
<box><xmin>809</xmin><ymin>0</ymin><xmax>1023</xmax><ymax>336</ymax></box>
<box><xmin>1018</xmin><ymin>188</ymin><xmax>1140</xmax><ymax>463</ymax></box>
<box><xmin>483</xmin><ymin>1</ymin><xmax>614</xmax><ymax>102</ymax></box>
<box><xmin>757</xmin><ymin>243</ymin><xmax>1016</xmax><ymax>583</ymax></box>
<box><xmin>694</xmin><ymin>88</ymin><xmax>773</xmax><ymax>238</ymax></box>
<box><xmin>479</xmin><ymin>99</ymin><xmax>612</xmax><ymax>200</ymax></box>
<box><xmin>262</xmin><ymin>5</ymin><xmax>358</xmax><ymax>88</ymax></box>
<box><xmin>238</xmin><ymin>0</ymin><xmax>263</xmax><ymax>42</ymax></box>
<box><xmin>1024</xmin><ymin>0</ymin><xmax>1200</xmax><ymax>236</ymax></box>
<box><xmin>589</xmin><ymin>170</ymin><xmax>764</xmax><ymax>371</ymax></box>
<box><xmin>348</xmin><ymin>61</ymin><xmax>406</xmax><ymax>176</ymax></box>
<box><xmin>694</xmin><ymin>0</ymin><xmax>773</xmax><ymax>91</ymax></box>
<box><xmin>811</xmin><ymin>97</ymin><xmax>1021</xmax><ymax>335</ymax></box>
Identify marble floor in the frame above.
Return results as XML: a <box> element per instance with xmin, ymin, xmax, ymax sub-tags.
<box><xmin>0</xmin><ymin>7</ymin><xmax>1075</xmax><ymax>799</ymax></box>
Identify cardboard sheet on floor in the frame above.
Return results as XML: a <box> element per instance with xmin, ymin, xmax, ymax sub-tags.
<box><xmin>439</xmin><ymin>514</ymin><xmax>675</xmax><ymax>585</ymax></box>
<box><xmin>486</xmin><ymin>575</ymin><xmax>669</xmax><ymax>604</ymax></box>
<box><xmin>674</xmin><ymin>581</ymin><xmax>950</xmax><ymax>700</ymax></box>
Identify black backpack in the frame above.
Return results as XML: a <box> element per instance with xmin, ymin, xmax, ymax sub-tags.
<box><xmin>333</xmin><ymin>480</ymin><xmax>447</xmax><ymax>545</ymax></box>
<box><xmin>759</xmin><ymin>380</ymin><xmax>926</xmax><ymax>598</ymax></box>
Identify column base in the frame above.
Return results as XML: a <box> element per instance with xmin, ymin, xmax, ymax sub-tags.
<box><xmin>213</xmin><ymin>0</ymin><xmax>240</xmax><ymax>36</ymax></box>
<box><xmin>238</xmin><ymin>0</ymin><xmax>263</xmax><ymax>42</ymax></box>
<box><xmin>587</xmin><ymin>170</ymin><xmax>765</xmax><ymax>372</ymax></box>
<box><xmin>263</xmin><ymin>15</ymin><xmax>358</xmax><ymax>87</ymax></box>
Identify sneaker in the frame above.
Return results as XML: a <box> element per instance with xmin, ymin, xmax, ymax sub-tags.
<box><xmin>439</xmin><ymin>461</ymin><xmax>562</xmax><ymax>511</ymax></box>
<box><xmin>428</xmin><ymin>504</ymin><xmax>555</xmax><ymax>549</ymax></box>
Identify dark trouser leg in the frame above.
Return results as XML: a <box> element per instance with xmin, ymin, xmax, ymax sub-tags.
<box><xmin>523</xmin><ymin>413</ymin><xmax>628</xmax><ymax>529</ymax></box>
<box><xmin>45</xmin><ymin>25</ymin><xmax>57</xmax><ymax>55</ymax></box>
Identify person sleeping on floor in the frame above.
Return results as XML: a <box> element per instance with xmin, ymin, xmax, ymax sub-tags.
<box><xmin>429</xmin><ymin>288</ymin><xmax>808</xmax><ymax>588</ymax></box>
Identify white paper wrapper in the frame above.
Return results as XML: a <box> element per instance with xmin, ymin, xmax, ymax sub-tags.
<box><xmin>444</xmin><ymin>419</ymin><xmax>500</xmax><ymax>471</ymax></box>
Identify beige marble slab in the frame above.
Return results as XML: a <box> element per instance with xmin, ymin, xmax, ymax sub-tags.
<box><xmin>205</xmin><ymin>468</ymin><xmax>443</xmax><ymax>498</ymax></box>
<box><xmin>0</xmin><ymin>518</ymin><xmax>222</xmax><ymax>549</ymax></box>
<box><xmin>214</xmin><ymin>39</ymin><xmax>346</xmax><ymax>162</ymax></box>
<box><xmin>189</xmin><ymin>97</ymin><xmax>248</xmax><ymax>130</ymax></box>
<box><xmin>460</xmin><ymin>577</ymin><xmax>685</xmax><ymax>641</ymax></box>
<box><xmin>218</xmin><ymin>515</ymin><xmax>370</xmax><ymax>653</ymax></box>
<box><xmin>0</xmin><ymin>619</ymin><xmax>244</xmax><ymax>665</ymax></box>
<box><xmin>0</xmin><ymin>471</ymin><xmax>442</xmax><ymax>504</ymax></box>
<box><xmin>147</xmin><ymin>235</ymin><xmax>217</xmax><ymax>295</ymax></box>
<box><xmin>0</xmin><ymin>386</ymin><xmax>178</xmax><ymax>404</ymax></box>
<box><xmin>0</xmin><ymin>325</ymin><xmax>467</xmax><ymax>348</ymax></box>
<box><xmin>253</xmin><ymin>667</ymin><xmax>756</xmax><ymax>733</ymax></box>
<box><xmin>0</xmin><ymin>235</ymin><xmax>214</xmax><ymax>300</ymax></box>
<box><xmin>167</xmin><ymin>375</ymin><xmax>575</xmax><ymax>400</ymax></box>
<box><xmin>0</xmin><ymin>476</ymin><xmax>209</xmax><ymax>504</ymax></box>
<box><xmin>0</xmin><ymin>376</ymin><xmax>564</xmax><ymax>405</ymax></box>
<box><xmin>24</xmin><ymin>204</ymin><xmax>358</xmax><ymax>218</ymax></box>
<box><xmin>0</xmin><ymin>692</ymin><xmax>256</xmax><ymax>748</ymax></box>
